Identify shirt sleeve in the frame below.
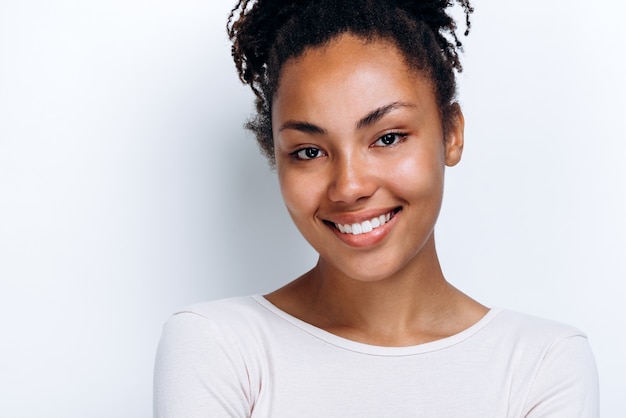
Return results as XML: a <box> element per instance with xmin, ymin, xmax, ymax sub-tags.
<box><xmin>153</xmin><ymin>311</ymin><xmax>253</xmax><ymax>418</ymax></box>
<box><xmin>523</xmin><ymin>335</ymin><xmax>599</xmax><ymax>418</ymax></box>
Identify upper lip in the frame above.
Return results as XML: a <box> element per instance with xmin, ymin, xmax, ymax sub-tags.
<box><xmin>321</xmin><ymin>206</ymin><xmax>401</xmax><ymax>226</ymax></box>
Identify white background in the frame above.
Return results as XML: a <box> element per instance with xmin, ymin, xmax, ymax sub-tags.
<box><xmin>1</xmin><ymin>0</ymin><xmax>624</xmax><ymax>416</ymax></box>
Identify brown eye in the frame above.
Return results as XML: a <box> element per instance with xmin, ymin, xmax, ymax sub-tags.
<box><xmin>294</xmin><ymin>147</ymin><xmax>324</xmax><ymax>160</ymax></box>
<box><xmin>380</xmin><ymin>134</ymin><xmax>396</xmax><ymax>145</ymax></box>
<box><xmin>373</xmin><ymin>132</ymin><xmax>406</xmax><ymax>147</ymax></box>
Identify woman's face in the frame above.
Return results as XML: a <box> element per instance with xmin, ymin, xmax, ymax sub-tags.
<box><xmin>272</xmin><ymin>34</ymin><xmax>464</xmax><ymax>282</ymax></box>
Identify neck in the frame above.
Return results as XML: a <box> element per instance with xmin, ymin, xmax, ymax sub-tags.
<box><xmin>267</xmin><ymin>235</ymin><xmax>487</xmax><ymax>346</ymax></box>
<box><xmin>312</xmin><ymin>237</ymin><xmax>453</xmax><ymax>341</ymax></box>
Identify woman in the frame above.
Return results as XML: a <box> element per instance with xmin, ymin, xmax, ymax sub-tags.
<box><xmin>154</xmin><ymin>0</ymin><xmax>599</xmax><ymax>416</ymax></box>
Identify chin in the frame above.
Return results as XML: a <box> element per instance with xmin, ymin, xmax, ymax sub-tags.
<box><xmin>318</xmin><ymin>255</ymin><xmax>411</xmax><ymax>284</ymax></box>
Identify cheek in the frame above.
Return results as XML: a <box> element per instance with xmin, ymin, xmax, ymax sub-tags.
<box><xmin>277</xmin><ymin>168</ymin><xmax>319</xmax><ymax>220</ymax></box>
<box><xmin>389</xmin><ymin>151</ymin><xmax>445</xmax><ymax>200</ymax></box>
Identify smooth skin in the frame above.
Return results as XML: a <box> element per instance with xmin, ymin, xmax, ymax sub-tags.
<box><xmin>267</xmin><ymin>34</ymin><xmax>487</xmax><ymax>347</ymax></box>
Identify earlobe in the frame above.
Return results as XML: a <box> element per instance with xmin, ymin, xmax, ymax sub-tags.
<box><xmin>444</xmin><ymin>104</ymin><xmax>464</xmax><ymax>167</ymax></box>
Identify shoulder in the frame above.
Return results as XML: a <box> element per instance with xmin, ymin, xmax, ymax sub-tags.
<box><xmin>485</xmin><ymin>308</ymin><xmax>587</xmax><ymax>345</ymax></box>
<box><xmin>461</xmin><ymin>308</ymin><xmax>594</xmax><ymax>374</ymax></box>
<box><xmin>156</xmin><ymin>295</ymin><xmax>276</xmax><ymax>376</ymax></box>
<box><xmin>172</xmin><ymin>295</ymin><xmax>267</xmax><ymax>325</ymax></box>
<box><xmin>484</xmin><ymin>309</ymin><xmax>596</xmax><ymax>378</ymax></box>
<box><xmin>484</xmin><ymin>310</ymin><xmax>599</xmax><ymax>416</ymax></box>
<box><xmin>159</xmin><ymin>295</ymin><xmax>274</xmax><ymax>351</ymax></box>
<box><xmin>154</xmin><ymin>296</ymin><xmax>270</xmax><ymax>417</ymax></box>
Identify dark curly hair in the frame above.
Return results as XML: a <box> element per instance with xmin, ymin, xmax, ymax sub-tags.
<box><xmin>227</xmin><ymin>0</ymin><xmax>473</xmax><ymax>165</ymax></box>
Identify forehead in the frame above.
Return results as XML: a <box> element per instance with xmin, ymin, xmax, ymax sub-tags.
<box><xmin>277</xmin><ymin>34</ymin><xmax>420</xmax><ymax>92</ymax></box>
<box><xmin>272</xmin><ymin>34</ymin><xmax>435</xmax><ymax>125</ymax></box>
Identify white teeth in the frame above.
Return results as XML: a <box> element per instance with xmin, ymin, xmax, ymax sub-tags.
<box><xmin>334</xmin><ymin>211</ymin><xmax>394</xmax><ymax>236</ymax></box>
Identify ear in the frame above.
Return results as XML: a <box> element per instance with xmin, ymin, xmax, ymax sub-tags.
<box><xmin>444</xmin><ymin>103</ymin><xmax>464</xmax><ymax>167</ymax></box>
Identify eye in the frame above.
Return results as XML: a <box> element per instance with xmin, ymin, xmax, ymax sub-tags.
<box><xmin>291</xmin><ymin>147</ymin><xmax>325</xmax><ymax>160</ymax></box>
<box><xmin>372</xmin><ymin>132</ymin><xmax>407</xmax><ymax>147</ymax></box>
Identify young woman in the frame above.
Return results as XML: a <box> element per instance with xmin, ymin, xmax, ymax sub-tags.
<box><xmin>154</xmin><ymin>1</ymin><xmax>599</xmax><ymax>416</ymax></box>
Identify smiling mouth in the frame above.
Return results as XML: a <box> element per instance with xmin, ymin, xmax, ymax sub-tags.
<box><xmin>327</xmin><ymin>208</ymin><xmax>401</xmax><ymax>236</ymax></box>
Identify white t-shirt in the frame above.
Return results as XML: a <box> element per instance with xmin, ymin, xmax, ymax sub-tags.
<box><xmin>154</xmin><ymin>295</ymin><xmax>599</xmax><ymax>417</ymax></box>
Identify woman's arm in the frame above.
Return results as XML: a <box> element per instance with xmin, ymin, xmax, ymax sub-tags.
<box><xmin>153</xmin><ymin>312</ymin><xmax>253</xmax><ymax>418</ymax></box>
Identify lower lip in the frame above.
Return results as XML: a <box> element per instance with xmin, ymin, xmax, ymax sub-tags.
<box><xmin>328</xmin><ymin>212</ymin><xmax>399</xmax><ymax>249</ymax></box>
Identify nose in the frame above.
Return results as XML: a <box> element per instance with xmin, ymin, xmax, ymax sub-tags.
<box><xmin>327</xmin><ymin>153</ymin><xmax>377</xmax><ymax>204</ymax></box>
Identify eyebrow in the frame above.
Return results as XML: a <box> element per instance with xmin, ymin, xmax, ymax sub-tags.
<box><xmin>278</xmin><ymin>101</ymin><xmax>415</xmax><ymax>135</ymax></box>
<box><xmin>278</xmin><ymin>121</ymin><xmax>327</xmax><ymax>135</ymax></box>
<box><xmin>355</xmin><ymin>101</ymin><xmax>416</xmax><ymax>130</ymax></box>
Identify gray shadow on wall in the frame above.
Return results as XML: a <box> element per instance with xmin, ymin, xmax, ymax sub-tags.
<box><xmin>221</xmin><ymin>129</ymin><xmax>316</xmax><ymax>296</ymax></box>
<box><xmin>186</xmin><ymin>101</ymin><xmax>316</xmax><ymax>300</ymax></box>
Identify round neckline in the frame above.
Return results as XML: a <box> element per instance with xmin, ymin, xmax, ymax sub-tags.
<box><xmin>251</xmin><ymin>294</ymin><xmax>503</xmax><ymax>356</ymax></box>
